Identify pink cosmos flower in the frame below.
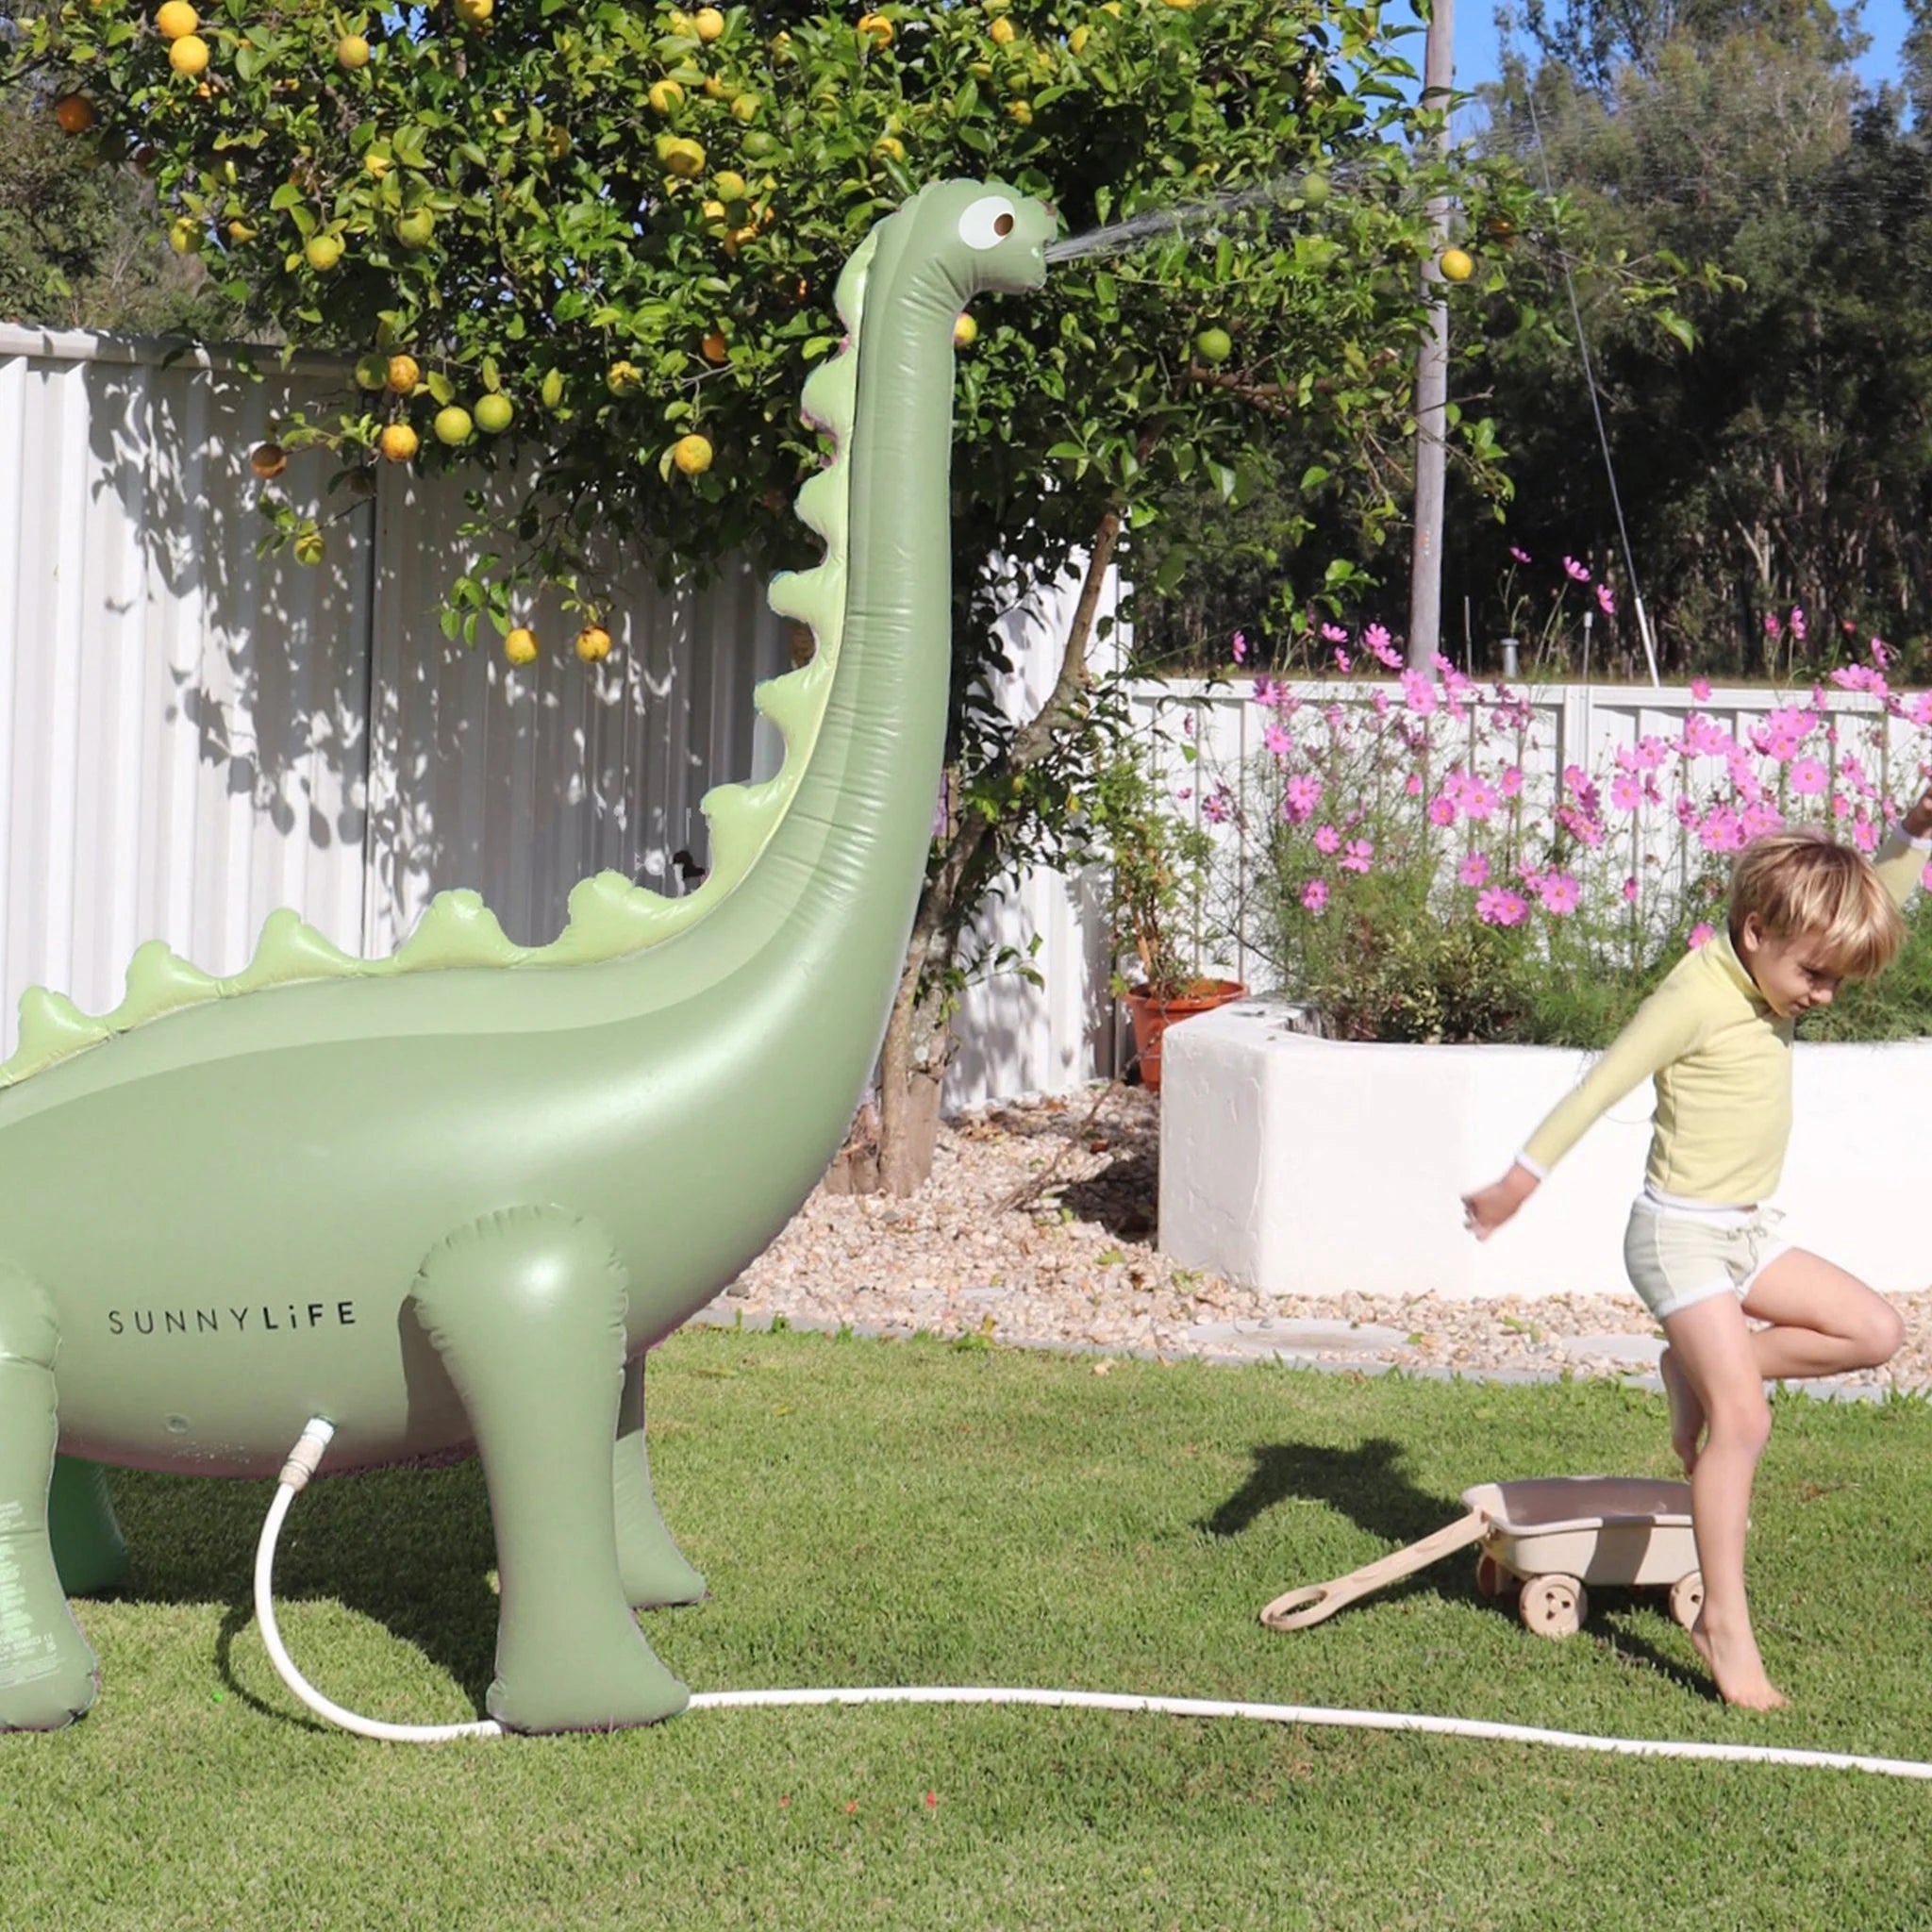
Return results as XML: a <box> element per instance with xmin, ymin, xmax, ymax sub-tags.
<box><xmin>1609</xmin><ymin>772</ymin><xmax>1641</xmax><ymax>812</ymax></box>
<box><xmin>1698</xmin><ymin>807</ymin><xmax>1745</xmax><ymax>852</ymax></box>
<box><xmin>1251</xmin><ymin>676</ymin><xmax>1285</xmax><ymax>709</ymax></box>
<box><xmin>1321</xmin><ymin>622</ymin><xmax>1349</xmax><ymax>643</ymax></box>
<box><xmin>1557</xmin><ymin>806</ymin><xmax>1605</xmax><ymax>847</ymax></box>
<box><xmin>1373</xmin><ymin>689</ymin><xmax>1391</xmax><ymax>718</ymax></box>
<box><xmin>1363</xmin><ymin>624</ymin><xmax>1402</xmax><ymax>669</ymax></box>
<box><xmin>1301</xmin><ymin>878</ymin><xmax>1328</xmax><ymax>913</ymax></box>
<box><xmin>1265</xmin><ymin>723</ymin><xmax>1292</xmax><ymax>758</ymax></box>
<box><xmin>1539</xmin><ymin>873</ymin><xmax>1581</xmax><ymax>915</ymax></box>
<box><xmin>1313</xmin><ymin>824</ymin><xmax>1341</xmax><ymax>854</ymax></box>
<box><xmin>1789</xmin><ymin>758</ymin><xmax>1828</xmax><ymax>796</ymax></box>
<box><xmin>1283</xmin><ymin>773</ymin><xmax>1323</xmax><ymax>821</ymax></box>
<box><xmin>1765</xmin><ymin>613</ymin><xmax>1783</xmax><ymax>641</ymax></box>
<box><xmin>1427</xmin><ymin>793</ymin><xmax>1457</xmax><ymax>826</ymax></box>
<box><xmin>1175</xmin><ymin>786</ymin><xmax>1192</xmax><ymax>803</ymax></box>
<box><xmin>1509</xmin><ymin>545</ymin><xmax>1532</xmax><ymax>564</ymax></box>
<box><xmin>1459</xmin><ymin>777</ymin><xmax>1499</xmax><ymax>821</ymax></box>
<box><xmin>1498</xmin><ymin>765</ymin><xmax>1524</xmax><ymax>798</ymax></box>
<box><xmin>1872</xmin><ymin>636</ymin><xmax>1891</xmax><ymax>667</ymax></box>
<box><xmin>1231</xmin><ymin>631</ymin><xmax>1248</xmax><ymax>664</ymax></box>
<box><xmin>1623</xmin><ymin>875</ymin><xmax>1640</xmax><ymax>904</ymax></box>
<box><xmin>1688</xmin><ymin>923</ymin><xmax>1715</xmax><ymax>950</ymax></box>
<box><xmin>1790</xmin><ymin>607</ymin><xmax>1807</xmax><ymax>641</ymax></box>
<box><xmin>1400</xmin><ymin>670</ymin><xmax>1438</xmax><ymax>717</ymax></box>
<box><xmin>1341</xmin><ymin>840</ymin><xmax>1374</xmax><ymax>874</ymax></box>
<box><xmin>1204</xmin><ymin>788</ymin><xmax>1231</xmax><ymax>825</ymax></box>
<box><xmin>1690</xmin><ymin>675</ymin><xmax>1712</xmax><ymax>702</ymax></box>
<box><xmin>1405</xmin><ymin>772</ymin><xmax>1423</xmax><ymax>796</ymax></box>
<box><xmin>1854</xmin><ymin>817</ymin><xmax>1878</xmax><ymax>853</ymax></box>
<box><xmin>1477</xmin><ymin>887</ymin><xmax>1528</xmax><ymax>926</ymax></box>
<box><xmin>1596</xmin><ymin>582</ymin><xmax>1616</xmax><ymax>617</ymax></box>
<box><xmin>1458</xmin><ymin>852</ymin><xmax>1490</xmax><ymax>888</ymax></box>
<box><xmin>1333</xmin><ymin>646</ymin><xmax>1353</xmax><ymax>673</ymax></box>
<box><xmin>1564</xmin><ymin>557</ymin><xmax>1591</xmax><ymax>582</ymax></box>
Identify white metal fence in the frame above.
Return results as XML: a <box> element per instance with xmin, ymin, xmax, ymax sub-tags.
<box><xmin>12</xmin><ymin>325</ymin><xmax>1920</xmax><ymax>1118</ymax></box>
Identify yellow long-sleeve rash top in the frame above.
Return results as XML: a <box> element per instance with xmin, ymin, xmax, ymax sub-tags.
<box><xmin>1517</xmin><ymin>831</ymin><xmax>1928</xmax><ymax>1204</ymax></box>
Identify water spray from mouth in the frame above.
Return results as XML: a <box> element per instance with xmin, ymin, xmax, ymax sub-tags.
<box><xmin>1042</xmin><ymin>160</ymin><xmax>1368</xmax><ymax>265</ymax></box>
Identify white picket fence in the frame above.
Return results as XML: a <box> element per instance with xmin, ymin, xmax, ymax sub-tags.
<box><xmin>5</xmin><ymin>325</ymin><xmax>1924</xmax><ymax>1118</ymax></box>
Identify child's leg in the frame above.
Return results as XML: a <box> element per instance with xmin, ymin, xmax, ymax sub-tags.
<box><xmin>1739</xmin><ymin>1248</ymin><xmax>1905</xmax><ymax>1381</ymax></box>
<box><xmin>1658</xmin><ymin>1292</ymin><xmax>1787</xmax><ymax>1709</ymax></box>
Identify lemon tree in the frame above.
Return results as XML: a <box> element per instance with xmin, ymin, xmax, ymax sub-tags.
<box><xmin>18</xmin><ymin>0</ymin><xmax>1679</xmax><ymax>1188</ymax></box>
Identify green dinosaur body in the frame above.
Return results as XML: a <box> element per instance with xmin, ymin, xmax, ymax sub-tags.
<box><xmin>0</xmin><ymin>181</ymin><xmax>1055</xmax><ymax>1734</ymax></box>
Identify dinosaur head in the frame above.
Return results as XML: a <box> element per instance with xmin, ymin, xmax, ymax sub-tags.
<box><xmin>908</xmin><ymin>178</ymin><xmax>1058</xmax><ymax>305</ymax></box>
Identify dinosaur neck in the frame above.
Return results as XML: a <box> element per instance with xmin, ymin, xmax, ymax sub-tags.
<box><xmin>686</xmin><ymin>220</ymin><xmax>961</xmax><ymax>1005</ymax></box>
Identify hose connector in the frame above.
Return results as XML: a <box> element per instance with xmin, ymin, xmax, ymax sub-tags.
<box><xmin>276</xmin><ymin>1416</ymin><xmax>336</xmax><ymax>1492</ymax></box>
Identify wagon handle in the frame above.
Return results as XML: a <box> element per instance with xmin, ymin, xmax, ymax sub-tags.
<box><xmin>1259</xmin><ymin>1508</ymin><xmax>1489</xmax><ymax>1631</ymax></box>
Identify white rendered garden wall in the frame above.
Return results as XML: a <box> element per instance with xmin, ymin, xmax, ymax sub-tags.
<box><xmin>1159</xmin><ymin>1000</ymin><xmax>1932</xmax><ymax>1302</ymax></box>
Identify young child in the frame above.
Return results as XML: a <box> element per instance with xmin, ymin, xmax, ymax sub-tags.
<box><xmin>1463</xmin><ymin>792</ymin><xmax>1932</xmax><ymax>1709</ymax></box>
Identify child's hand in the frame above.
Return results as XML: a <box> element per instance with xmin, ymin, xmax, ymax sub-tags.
<box><xmin>1904</xmin><ymin>784</ymin><xmax>1932</xmax><ymax>841</ymax></box>
<box><xmin>1462</xmin><ymin>1164</ymin><xmax>1539</xmax><ymax>1241</ymax></box>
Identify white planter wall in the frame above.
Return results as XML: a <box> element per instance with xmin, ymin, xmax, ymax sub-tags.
<box><xmin>1161</xmin><ymin>1001</ymin><xmax>1932</xmax><ymax>1302</ymax></box>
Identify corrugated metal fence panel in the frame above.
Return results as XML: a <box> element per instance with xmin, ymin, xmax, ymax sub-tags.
<box><xmin>943</xmin><ymin>559</ymin><xmax>1124</xmax><ymax>1109</ymax></box>
<box><xmin>0</xmin><ymin>327</ymin><xmax>373</xmax><ymax>1056</ymax></box>
<box><xmin>362</xmin><ymin>467</ymin><xmax>787</xmax><ymax>954</ymax></box>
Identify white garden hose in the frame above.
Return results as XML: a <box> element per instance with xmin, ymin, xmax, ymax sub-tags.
<box><xmin>255</xmin><ymin>1417</ymin><xmax>1932</xmax><ymax>1777</ymax></box>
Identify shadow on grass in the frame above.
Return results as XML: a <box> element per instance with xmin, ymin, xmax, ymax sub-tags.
<box><xmin>106</xmin><ymin>1458</ymin><xmax>503</xmax><ymax>1725</ymax></box>
<box><xmin>1206</xmin><ymin>1436</ymin><xmax>1714</xmax><ymax>1699</ymax></box>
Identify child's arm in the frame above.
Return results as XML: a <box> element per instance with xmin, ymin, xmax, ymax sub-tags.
<box><xmin>1873</xmin><ymin>785</ymin><xmax>1932</xmax><ymax>907</ymax></box>
<box><xmin>1461</xmin><ymin>968</ymin><xmax>1707</xmax><ymax>1241</ymax></box>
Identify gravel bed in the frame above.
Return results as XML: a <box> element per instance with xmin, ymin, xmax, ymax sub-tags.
<box><xmin>719</xmin><ymin>1085</ymin><xmax>1932</xmax><ymax>1397</ymax></box>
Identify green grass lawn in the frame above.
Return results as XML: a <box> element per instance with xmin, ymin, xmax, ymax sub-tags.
<box><xmin>11</xmin><ymin>1325</ymin><xmax>1932</xmax><ymax>1931</ymax></box>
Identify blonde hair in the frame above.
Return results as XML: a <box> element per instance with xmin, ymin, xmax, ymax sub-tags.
<box><xmin>1728</xmin><ymin>826</ymin><xmax>1905</xmax><ymax>980</ymax></box>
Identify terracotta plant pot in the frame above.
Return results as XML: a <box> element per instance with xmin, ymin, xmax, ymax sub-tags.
<box><xmin>1121</xmin><ymin>978</ymin><xmax>1246</xmax><ymax>1092</ymax></box>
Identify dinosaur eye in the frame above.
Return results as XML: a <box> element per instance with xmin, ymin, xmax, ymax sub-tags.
<box><xmin>958</xmin><ymin>196</ymin><xmax>1018</xmax><ymax>251</ymax></box>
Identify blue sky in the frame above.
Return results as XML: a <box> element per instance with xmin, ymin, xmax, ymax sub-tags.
<box><xmin>1447</xmin><ymin>0</ymin><xmax>1913</xmax><ymax>93</ymax></box>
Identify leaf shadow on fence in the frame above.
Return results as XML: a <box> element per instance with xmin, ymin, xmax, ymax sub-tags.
<box><xmin>72</xmin><ymin>341</ymin><xmax>782</xmax><ymax>959</ymax></box>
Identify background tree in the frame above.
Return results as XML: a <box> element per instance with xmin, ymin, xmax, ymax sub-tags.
<box><xmin>18</xmin><ymin>0</ymin><xmax>1665</xmax><ymax>1187</ymax></box>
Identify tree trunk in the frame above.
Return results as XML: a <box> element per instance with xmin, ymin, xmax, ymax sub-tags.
<box><xmin>839</xmin><ymin>503</ymin><xmax>1128</xmax><ymax>1195</ymax></box>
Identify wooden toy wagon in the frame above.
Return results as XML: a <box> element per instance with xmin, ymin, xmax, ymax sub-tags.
<box><xmin>1259</xmin><ymin>1475</ymin><xmax>1705</xmax><ymax>1640</ymax></box>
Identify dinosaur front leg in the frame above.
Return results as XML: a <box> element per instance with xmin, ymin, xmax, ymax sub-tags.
<box><xmin>409</xmin><ymin>1208</ymin><xmax>690</xmax><ymax>1732</ymax></box>
<box><xmin>49</xmin><ymin>1457</ymin><xmax>129</xmax><ymax>1597</ymax></box>
<box><xmin>614</xmin><ymin>1355</ymin><xmax>707</xmax><ymax>1609</ymax></box>
<box><xmin>0</xmin><ymin>1272</ymin><xmax>101</xmax><ymax>1730</ymax></box>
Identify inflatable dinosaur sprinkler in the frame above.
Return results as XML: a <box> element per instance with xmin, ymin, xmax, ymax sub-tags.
<box><xmin>0</xmin><ymin>180</ymin><xmax>1057</xmax><ymax>1735</ymax></box>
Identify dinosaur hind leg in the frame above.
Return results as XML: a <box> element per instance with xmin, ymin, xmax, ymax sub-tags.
<box><xmin>614</xmin><ymin>1355</ymin><xmax>707</xmax><ymax>1609</ymax></box>
<box><xmin>0</xmin><ymin>1271</ymin><xmax>101</xmax><ymax>1731</ymax></box>
<box><xmin>409</xmin><ymin>1208</ymin><xmax>690</xmax><ymax>1733</ymax></box>
<box><xmin>50</xmin><ymin>1457</ymin><xmax>129</xmax><ymax>1597</ymax></box>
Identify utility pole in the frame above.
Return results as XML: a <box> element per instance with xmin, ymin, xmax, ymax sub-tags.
<box><xmin>1407</xmin><ymin>0</ymin><xmax>1455</xmax><ymax>669</ymax></box>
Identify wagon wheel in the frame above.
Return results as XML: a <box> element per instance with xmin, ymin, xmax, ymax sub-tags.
<box><xmin>1518</xmin><ymin>1573</ymin><xmax>1588</xmax><ymax>1639</ymax></box>
<box><xmin>1474</xmin><ymin>1553</ymin><xmax>1511</xmax><ymax>1600</ymax></box>
<box><xmin>1668</xmin><ymin>1571</ymin><xmax>1705</xmax><ymax>1631</ymax></box>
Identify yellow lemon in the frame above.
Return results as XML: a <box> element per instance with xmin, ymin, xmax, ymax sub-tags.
<box><xmin>336</xmin><ymin>33</ymin><xmax>371</xmax><ymax>67</ymax></box>
<box><xmin>168</xmin><ymin>33</ymin><xmax>210</xmax><ymax>75</ymax></box>
<box><xmin>672</xmin><ymin>432</ymin><xmax>713</xmax><ymax>475</ymax></box>
<box><xmin>858</xmin><ymin>10</ymin><xmax>891</xmax><ymax>45</ymax></box>
<box><xmin>953</xmin><ymin>313</ymin><xmax>977</xmax><ymax>348</ymax></box>
<box><xmin>303</xmin><ymin>232</ymin><xmax>343</xmax><ymax>270</ymax></box>
<box><xmin>505</xmin><ymin>626</ymin><xmax>539</xmax><ymax>666</ymax></box>
<box><xmin>692</xmin><ymin>6</ymin><xmax>724</xmax><ymax>39</ymax></box>
<box><xmin>1439</xmin><ymin>246</ymin><xmax>1474</xmax><ymax>282</ymax></box>
<box><xmin>378</xmin><ymin>423</ymin><xmax>419</xmax><ymax>462</ymax></box>
<box><xmin>575</xmin><ymin>625</ymin><xmax>613</xmax><ymax>663</ymax></box>
<box><xmin>474</xmin><ymin>393</ymin><xmax>513</xmax><ymax>434</ymax></box>
<box><xmin>386</xmin><ymin>353</ymin><xmax>421</xmax><ymax>392</ymax></box>
<box><xmin>155</xmin><ymin>1</ymin><xmax>198</xmax><ymax>38</ymax></box>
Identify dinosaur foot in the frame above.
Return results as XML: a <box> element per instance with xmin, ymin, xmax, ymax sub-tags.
<box><xmin>621</xmin><ymin>1541</ymin><xmax>708</xmax><ymax>1612</ymax></box>
<box><xmin>0</xmin><ymin>1630</ymin><xmax>100</xmax><ymax>1733</ymax></box>
<box><xmin>487</xmin><ymin>1617</ymin><xmax>691</xmax><ymax>1734</ymax></box>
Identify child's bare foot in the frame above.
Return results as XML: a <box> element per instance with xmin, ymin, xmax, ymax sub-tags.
<box><xmin>1658</xmin><ymin>1346</ymin><xmax>1706</xmax><ymax>1475</ymax></box>
<box><xmin>1690</xmin><ymin>1613</ymin><xmax>1789</xmax><ymax>1710</ymax></box>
